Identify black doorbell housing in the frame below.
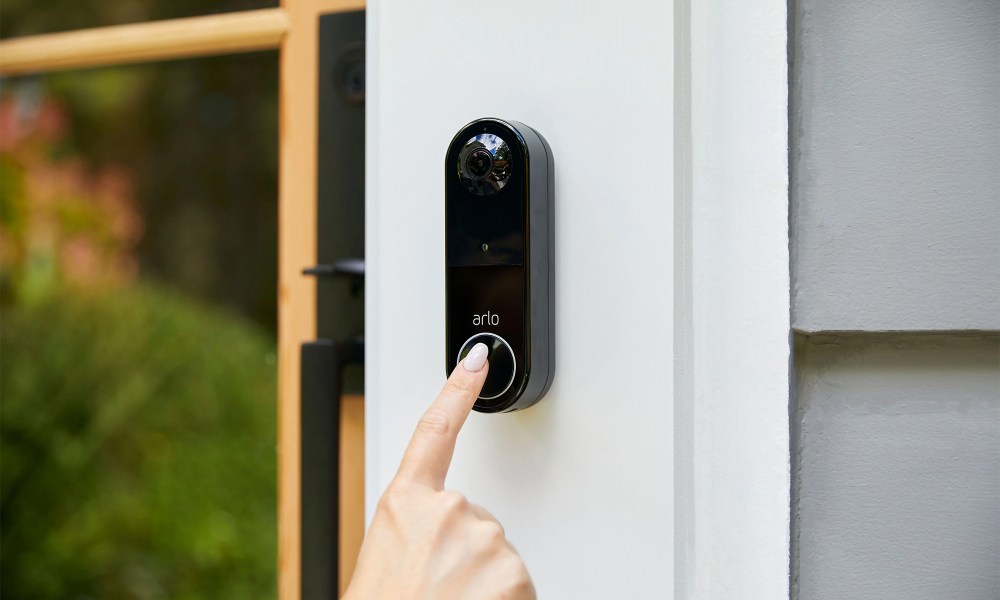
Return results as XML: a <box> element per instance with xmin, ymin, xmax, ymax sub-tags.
<box><xmin>445</xmin><ymin>118</ymin><xmax>554</xmax><ymax>413</ymax></box>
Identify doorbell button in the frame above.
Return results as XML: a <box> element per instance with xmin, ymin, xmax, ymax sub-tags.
<box><xmin>457</xmin><ymin>333</ymin><xmax>516</xmax><ymax>400</ymax></box>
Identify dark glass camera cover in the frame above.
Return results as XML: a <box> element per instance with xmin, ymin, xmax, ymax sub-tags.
<box><xmin>456</xmin><ymin>133</ymin><xmax>512</xmax><ymax>196</ymax></box>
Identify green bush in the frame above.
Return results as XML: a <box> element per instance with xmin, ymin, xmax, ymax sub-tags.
<box><xmin>1</xmin><ymin>284</ymin><xmax>277</xmax><ymax>599</ymax></box>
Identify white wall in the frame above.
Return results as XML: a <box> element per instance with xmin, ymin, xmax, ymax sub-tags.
<box><xmin>366</xmin><ymin>1</ymin><xmax>790</xmax><ymax>597</ymax></box>
<box><xmin>366</xmin><ymin>1</ymin><xmax>674</xmax><ymax>595</ymax></box>
<box><xmin>680</xmin><ymin>0</ymin><xmax>791</xmax><ymax>597</ymax></box>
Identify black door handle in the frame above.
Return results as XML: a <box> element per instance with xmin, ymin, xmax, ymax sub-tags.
<box><xmin>301</xmin><ymin>335</ymin><xmax>364</xmax><ymax>600</ymax></box>
<box><xmin>301</xmin><ymin>256</ymin><xmax>364</xmax><ymax>599</ymax></box>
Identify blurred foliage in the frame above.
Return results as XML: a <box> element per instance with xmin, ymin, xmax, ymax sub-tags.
<box><xmin>0</xmin><ymin>89</ymin><xmax>279</xmax><ymax>598</ymax></box>
<box><xmin>1</xmin><ymin>284</ymin><xmax>277</xmax><ymax>599</ymax></box>
<box><xmin>0</xmin><ymin>30</ymin><xmax>279</xmax><ymax>329</ymax></box>
<box><xmin>0</xmin><ymin>94</ymin><xmax>143</xmax><ymax>301</ymax></box>
<box><xmin>1</xmin><ymin>2</ymin><xmax>284</xmax><ymax>597</ymax></box>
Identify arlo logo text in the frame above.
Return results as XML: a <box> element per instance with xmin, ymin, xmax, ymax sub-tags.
<box><xmin>473</xmin><ymin>311</ymin><xmax>500</xmax><ymax>326</ymax></box>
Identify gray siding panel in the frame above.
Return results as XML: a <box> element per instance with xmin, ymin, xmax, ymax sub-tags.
<box><xmin>791</xmin><ymin>0</ymin><xmax>1000</xmax><ymax>332</ymax></box>
<box><xmin>792</xmin><ymin>334</ymin><xmax>1000</xmax><ymax>600</ymax></box>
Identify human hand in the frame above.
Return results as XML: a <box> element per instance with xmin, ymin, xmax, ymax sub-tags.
<box><xmin>343</xmin><ymin>343</ymin><xmax>536</xmax><ymax>600</ymax></box>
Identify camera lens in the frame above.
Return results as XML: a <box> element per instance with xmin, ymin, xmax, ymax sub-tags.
<box><xmin>457</xmin><ymin>134</ymin><xmax>512</xmax><ymax>196</ymax></box>
<box><xmin>466</xmin><ymin>149</ymin><xmax>494</xmax><ymax>179</ymax></box>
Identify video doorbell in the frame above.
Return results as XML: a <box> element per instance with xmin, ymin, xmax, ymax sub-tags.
<box><xmin>445</xmin><ymin>118</ymin><xmax>554</xmax><ymax>413</ymax></box>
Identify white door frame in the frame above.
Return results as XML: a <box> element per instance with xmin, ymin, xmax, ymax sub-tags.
<box><xmin>675</xmin><ymin>1</ymin><xmax>790</xmax><ymax>597</ymax></box>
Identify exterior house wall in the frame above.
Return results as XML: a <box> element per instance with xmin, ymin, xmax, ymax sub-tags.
<box><xmin>790</xmin><ymin>1</ymin><xmax>1000</xmax><ymax>598</ymax></box>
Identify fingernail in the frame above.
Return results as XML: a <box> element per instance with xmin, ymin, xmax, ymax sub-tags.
<box><xmin>462</xmin><ymin>343</ymin><xmax>488</xmax><ymax>372</ymax></box>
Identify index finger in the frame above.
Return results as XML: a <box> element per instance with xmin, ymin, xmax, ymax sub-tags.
<box><xmin>394</xmin><ymin>343</ymin><xmax>489</xmax><ymax>489</ymax></box>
